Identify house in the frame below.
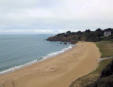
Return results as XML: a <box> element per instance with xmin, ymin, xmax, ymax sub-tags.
<box><xmin>104</xmin><ymin>29</ymin><xmax>112</xmax><ymax>37</ymax></box>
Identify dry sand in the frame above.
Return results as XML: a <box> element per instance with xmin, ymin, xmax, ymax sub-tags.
<box><xmin>0</xmin><ymin>42</ymin><xmax>101</xmax><ymax>87</ymax></box>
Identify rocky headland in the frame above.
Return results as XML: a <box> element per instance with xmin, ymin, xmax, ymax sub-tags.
<box><xmin>47</xmin><ymin>28</ymin><xmax>113</xmax><ymax>44</ymax></box>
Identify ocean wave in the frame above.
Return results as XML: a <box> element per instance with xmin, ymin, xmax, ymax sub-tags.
<box><xmin>0</xmin><ymin>45</ymin><xmax>73</xmax><ymax>75</ymax></box>
<box><xmin>43</xmin><ymin>45</ymin><xmax>73</xmax><ymax>59</ymax></box>
<box><xmin>0</xmin><ymin>60</ymin><xmax>38</xmax><ymax>75</ymax></box>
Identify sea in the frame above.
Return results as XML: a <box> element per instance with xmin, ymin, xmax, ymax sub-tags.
<box><xmin>0</xmin><ymin>34</ymin><xmax>72</xmax><ymax>74</ymax></box>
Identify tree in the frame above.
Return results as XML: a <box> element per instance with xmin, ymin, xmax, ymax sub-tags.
<box><xmin>66</xmin><ymin>31</ymin><xmax>71</xmax><ymax>34</ymax></box>
<box><xmin>85</xmin><ymin>29</ymin><xmax>91</xmax><ymax>33</ymax></box>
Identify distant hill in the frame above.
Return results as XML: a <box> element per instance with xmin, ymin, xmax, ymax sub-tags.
<box><xmin>47</xmin><ymin>28</ymin><xmax>113</xmax><ymax>44</ymax></box>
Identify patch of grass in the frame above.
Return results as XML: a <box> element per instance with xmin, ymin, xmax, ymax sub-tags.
<box><xmin>93</xmin><ymin>41</ymin><xmax>113</xmax><ymax>73</ymax></box>
<box><xmin>96</xmin><ymin>41</ymin><xmax>113</xmax><ymax>58</ymax></box>
<box><xmin>93</xmin><ymin>58</ymin><xmax>113</xmax><ymax>74</ymax></box>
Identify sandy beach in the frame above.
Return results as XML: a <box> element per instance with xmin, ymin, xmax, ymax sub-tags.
<box><xmin>0</xmin><ymin>42</ymin><xmax>100</xmax><ymax>87</ymax></box>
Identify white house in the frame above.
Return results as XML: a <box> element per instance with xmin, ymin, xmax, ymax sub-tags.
<box><xmin>104</xmin><ymin>30</ymin><xmax>111</xmax><ymax>37</ymax></box>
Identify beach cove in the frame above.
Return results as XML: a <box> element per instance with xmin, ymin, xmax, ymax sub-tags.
<box><xmin>0</xmin><ymin>42</ymin><xmax>101</xmax><ymax>87</ymax></box>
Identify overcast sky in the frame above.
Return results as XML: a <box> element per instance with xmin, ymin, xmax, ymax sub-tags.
<box><xmin>0</xmin><ymin>0</ymin><xmax>113</xmax><ymax>34</ymax></box>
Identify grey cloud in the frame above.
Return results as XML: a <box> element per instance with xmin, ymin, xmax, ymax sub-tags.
<box><xmin>0</xmin><ymin>0</ymin><xmax>113</xmax><ymax>33</ymax></box>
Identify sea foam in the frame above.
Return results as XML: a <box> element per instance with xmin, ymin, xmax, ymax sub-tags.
<box><xmin>0</xmin><ymin>45</ymin><xmax>73</xmax><ymax>75</ymax></box>
<box><xmin>43</xmin><ymin>45</ymin><xmax>73</xmax><ymax>59</ymax></box>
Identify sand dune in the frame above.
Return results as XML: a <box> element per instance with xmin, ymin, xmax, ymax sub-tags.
<box><xmin>0</xmin><ymin>42</ymin><xmax>101</xmax><ymax>87</ymax></box>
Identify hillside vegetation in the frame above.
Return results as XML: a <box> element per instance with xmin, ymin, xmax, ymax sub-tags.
<box><xmin>96</xmin><ymin>41</ymin><xmax>113</xmax><ymax>57</ymax></box>
<box><xmin>47</xmin><ymin>28</ymin><xmax>113</xmax><ymax>44</ymax></box>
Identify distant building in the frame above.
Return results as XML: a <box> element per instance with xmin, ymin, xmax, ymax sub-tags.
<box><xmin>104</xmin><ymin>30</ymin><xmax>111</xmax><ymax>37</ymax></box>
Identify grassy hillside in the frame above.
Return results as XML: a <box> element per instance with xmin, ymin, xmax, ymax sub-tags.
<box><xmin>96</xmin><ymin>41</ymin><xmax>113</xmax><ymax>57</ymax></box>
<box><xmin>70</xmin><ymin>41</ymin><xmax>113</xmax><ymax>87</ymax></box>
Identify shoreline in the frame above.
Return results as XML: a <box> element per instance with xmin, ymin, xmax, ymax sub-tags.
<box><xmin>0</xmin><ymin>44</ymin><xmax>73</xmax><ymax>75</ymax></box>
<box><xmin>0</xmin><ymin>42</ymin><xmax>101</xmax><ymax>87</ymax></box>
